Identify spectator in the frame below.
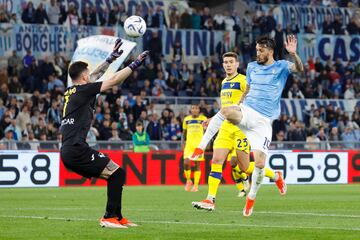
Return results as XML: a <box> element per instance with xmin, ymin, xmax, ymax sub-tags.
<box><xmin>148</xmin><ymin>31</ymin><xmax>162</xmax><ymax>65</ymax></box>
<box><xmin>46</xmin><ymin>100</ymin><xmax>61</xmax><ymax>126</ymax></box>
<box><xmin>5</xmin><ymin>119</ymin><xmax>22</xmax><ymax>140</ymax></box>
<box><xmin>0</xmin><ymin>129</ymin><xmax>17</xmax><ymax>150</ymax></box>
<box><xmin>346</xmin><ymin>16</ymin><xmax>359</xmax><ymax>35</ymax></box>
<box><xmin>314</xmin><ymin>57</ymin><xmax>324</xmax><ymax>73</ymax></box>
<box><xmin>23</xmin><ymin>50</ymin><xmax>35</xmax><ymax>69</ymax></box>
<box><xmin>153</xmin><ymin>5</ymin><xmax>167</xmax><ymax>28</ymax></box>
<box><xmin>58</xmin><ymin>1</ymin><xmax>67</xmax><ymax>24</ymax></box>
<box><xmin>288</xmin><ymin>83</ymin><xmax>305</xmax><ymax>99</ymax></box>
<box><xmin>147</xmin><ymin>113</ymin><xmax>162</xmax><ymax>140</ymax></box>
<box><xmin>98</xmin><ymin>6</ymin><xmax>109</xmax><ymax>26</ymax></box>
<box><xmin>184</xmin><ymin>75</ymin><xmax>196</xmax><ymax>96</ymax></box>
<box><xmin>144</xmin><ymin>7</ymin><xmax>154</xmax><ymax>28</ymax></box>
<box><xmin>344</xmin><ymin>84</ymin><xmax>355</xmax><ymax>99</ymax></box>
<box><xmin>322</xmin><ymin>15</ymin><xmax>333</xmax><ymax>34</ymax></box>
<box><xmin>213</xmin><ymin>13</ymin><xmax>224</xmax><ymax>30</ymax></box>
<box><xmin>132</xmin><ymin>121</ymin><xmax>150</xmax><ymax>152</ymax></box>
<box><xmin>169</xmin><ymin>8</ymin><xmax>179</xmax><ymax>29</ymax></box>
<box><xmin>332</xmin><ymin>15</ymin><xmax>345</xmax><ymax>35</ymax></box>
<box><xmin>7</xmin><ymin>51</ymin><xmax>21</xmax><ymax>76</ymax></box>
<box><xmin>108</xmin><ymin>4</ymin><xmax>119</xmax><ymax>26</ymax></box>
<box><xmin>305</xmin><ymin>129</ymin><xmax>321</xmax><ymax>150</ymax></box>
<box><xmin>191</xmin><ymin>8</ymin><xmax>201</xmax><ymax>29</ymax></box>
<box><xmin>167</xmin><ymin>75</ymin><xmax>179</xmax><ymax>95</ymax></box>
<box><xmin>66</xmin><ymin>4</ymin><xmax>79</xmax><ymax>26</ymax></box>
<box><xmin>0</xmin><ymin>10</ymin><xmax>9</xmax><ymax>23</ymax></box>
<box><xmin>154</xmin><ymin>71</ymin><xmax>168</xmax><ymax>90</ymax></box>
<box><xmin>165</xmin><ymin>117</ymin><xmax>181</xmax><ymax>141</ymax></box>
<box><xmin>133</xmin><ymin>96</ymin><xmax>146</xmax><ymax>121</ymax></box>
<box><xmin>180</xmin><ymin>8</ymin><xmax>192</xmax><ymax>29</ymax></box>
<box><xmin>34</xmin><ymin>3</ymin><xmax>49</xmax><ymax>24</ymax></box>
<box><xmin>274</xmin><ymin>130</ymin><xmax>286</xmax><ymax>149</ymax></box>
<box><xmin>288</xmin><ymin>121</ymin><xmax>307</xmax><ymax>142</ymax></box>
<box><xmin>171</xmin><ymin>41</ymin><xmax>184</xmax><ymax>65</ymax></box>
<box><xmin>16</xmin><ymin>105</ymin><xmax>31</xmax><ymax>132</ymax></box>
<box><xmin>99</xmin><ymin>119</ymin><xmax>112</xmax><ymax>140</ymax></box>
<box><xmin>28</xmin><ymin>130</ymin><xmax>39</xmax><ymax>150</ymax></box>
<box><xmin>47</xmin><ymin>74</ymin><xmax>65</xmax><ymax>93</ymax></box>
<box><xmin>21</xmin><ymin>1</ymin><xmax>36</xmax><ymax>23</ymax></box>
<box><xmin>48</xmin><ymin>0</ymin><xmax>60</xmax><ymax>24</ymax></box>
<box><xmin>266</xmin><ymin>10</ymin><xmax>276</xmax><ymax>34</ymax></box>
<box><xmin>9</xmin><ymin>76</ymin><xmax>23</xmax><ymax>93</ymax></box>
<box><xmin>341</xmin><ymin>125</ymin><xmax>357</xmax><ymax>148</ymax></box>
<box><xmin>82</xmin><ymin>5</ymin><xmax>94</xmax><ymax>25</ymax></box>
<box><xmin>118</xmin><ymin>3</ymin><xmax>127</xmax><ymax>26</ymax></box>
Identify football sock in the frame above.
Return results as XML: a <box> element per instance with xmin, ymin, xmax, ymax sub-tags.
<box><xmin>184</xmin><ymin>169</ymin><xmax>191</xmax><ymax>181</ymax></box>
<box><xmin>245</xmin><ymin>161</ymin><xmax>255</xmax><ymax>175</ymax></box>
<box><xmin>265</xmin><ymin>167</ymin><xmax>276</xmax><ymax>180</ymax></box>
<box><xmin>207</xmin><ymin>163</ymin><xmax>223</xmax><ymax>202</ymax></box>
<box><xmin>194</xmin><ymin>170</ymin><xmax>201</xmax><ymax>187</ymax></box>
<box><xmin>105</xmin><ymin>167</ymin><xmax>126</xmax><ymax>219</ymax></box>
<box><xmin>248</xmin><ymin>167</ymin><xmax>264</xmax><ymax>200</ymax></box>
<box><xmin>232</xmin><ymin>165</ymin><xmax>245</xmax><ymax>191</ymax></box>
<box><xmin>198</xmin><ymin>112</ymin><xmax>225</xmax><ymax>150</ymax></box>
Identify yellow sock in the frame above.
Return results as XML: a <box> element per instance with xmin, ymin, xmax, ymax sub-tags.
<box><xmin>265</xmin><ymin>167</ymin><xmax>275</xmax><ymax>180</ymax></box>
<box><xmin>245</xmin><ymin>161</ymin><xmax>255</xmax><ymax>175</ymax></box>
<box><xmin>184</xmin><ymin>170</ymin><xmax>191</xmax><ymax>181</ymax></box>
<box><xmin>207</xmin><ymin>163</ymin><xmax>223</xmax><ymax>199</ymax></box>
<box><xmin>232</xmin><ymin>165</ymin><xmax>242</xmax><ymax>179</ymax></box>
<box><xmin>194</xmin><ymin>171</ymin><xmax>201</xmax><ymax>186</ymax></box>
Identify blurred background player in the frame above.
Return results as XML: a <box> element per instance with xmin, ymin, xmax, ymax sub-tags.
<box><xmin>61</xmin><ymin>39</ymin><xmax>149</xmax><ymax>228</ymax></box>
<box><xmin>191</xmin><ymin>35</ymin><xmax>303</xmax><ymax>216</ymax></box>
<box><xmin>182</xmin><ymin>104</ymin><xmax>207</xmax><ymax>192</ymax></box>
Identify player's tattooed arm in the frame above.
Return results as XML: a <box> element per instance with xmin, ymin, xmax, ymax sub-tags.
<box><xmin>239</xmin><ymin>84</ymin><xmax>250</xmax><ymax>104</ymax></box>
<box><xmin>89</xmin><ymin>61</ymin><xmax>110</xmax><ymax>82</ymax></box>
<box><xmin>285</xmin><ymin>34</ymin><xmax>304</xmax><ymax>73</ymax></box>
<box><xmin>290</xmin><ymin>53</ymin><xmax>304</xmax><ymax>73</ymax></box>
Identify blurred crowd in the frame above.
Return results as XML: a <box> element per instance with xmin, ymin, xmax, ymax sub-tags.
<box><xmin>0</xmin><ymin>0</ymin><xmax>359</xmax><ymax>150</ymax></box>
<box><xmin>272</xmin><ymin>104</ymin><xmax>360</xmax><ymax>150</ymax></box>
<box><xmin>250</xmin><ymin>0</ymin><xmax>360</xmax><ymax>8</ymax></box>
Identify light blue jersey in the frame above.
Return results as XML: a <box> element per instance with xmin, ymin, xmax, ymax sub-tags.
<box><xmin>244</xmin><ymin>60</ymin><xmax>293</xmax><ymax>120</ymax></box>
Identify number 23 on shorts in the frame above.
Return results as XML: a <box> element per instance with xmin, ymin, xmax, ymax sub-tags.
<box><xmin>236</xmin><ymin>138</ymin><xmax>249</xmax><ymax>150</ymax></box>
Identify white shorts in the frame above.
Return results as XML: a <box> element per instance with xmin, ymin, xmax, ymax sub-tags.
<box><xmin>239</xmin><ymin>104</ymin><xmax>273</xmax><ymax>155</ymax></box>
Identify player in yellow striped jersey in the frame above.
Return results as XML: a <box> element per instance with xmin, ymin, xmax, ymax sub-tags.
<box><xmin>182</xmin><ymin>104</ymin><xmax>207</xmax><ymax>192</ymax></box>
<box><xmin>192</xmin><ymin>52</ymin><xmax>279</xmax><ymax>211</ymax></box>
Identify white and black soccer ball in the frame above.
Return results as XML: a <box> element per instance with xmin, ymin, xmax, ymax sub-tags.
<box><xmin>124</xmin><ymin>15</ymin><xmax>147</xmax><ymax>38</ymax></box>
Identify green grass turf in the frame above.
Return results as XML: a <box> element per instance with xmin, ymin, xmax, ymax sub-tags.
<box><xmin>0</xmin><ymin>184</ymin><xmax>359</xmax><ymax>240</ymax></box>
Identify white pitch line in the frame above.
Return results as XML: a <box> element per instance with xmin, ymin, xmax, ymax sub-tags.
<box><xmin>0</xmin><ymin>215</ymin><xmax>360</xmax><ymax>232</ymax></box>
<box><xmin>3</xmin><ymin>207</ymin><xmax>360</xmax><ymax>219</ymax></box>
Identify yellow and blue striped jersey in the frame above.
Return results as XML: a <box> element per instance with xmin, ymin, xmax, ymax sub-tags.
<box><xmin>183</xmin><ymin>115</ymin><xmax>207</xmax><ymax>147</ymax></box>
<box><xmin>220</xmin><ymin>73</ymin><xmax>247</xmax><ymax>107</ymax></box>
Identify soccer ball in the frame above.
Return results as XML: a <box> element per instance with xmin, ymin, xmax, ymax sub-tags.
<box><xmin>124</xmin><ymin>16</ymin><xmax>147</xmax><ymax>38</ymax></box>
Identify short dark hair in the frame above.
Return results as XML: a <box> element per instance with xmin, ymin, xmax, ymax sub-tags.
<box><xmin>222</xmin><ymin>52</ymin><xmax>239</xmax><ymax>61</ymax></box>
<box><xmin>68</xmin><ymin>61</ymin><xmax>88</xmax><ymax>81</ymax></box>
<box><xmin>136</xmin><ymin>121</ymin><xmax>143</xmax><ymax>127</ymax></box>
<box><xmin>256</xmin><ymin>36</ymin><xmax>276</xmax><ymax>51</ymax></box>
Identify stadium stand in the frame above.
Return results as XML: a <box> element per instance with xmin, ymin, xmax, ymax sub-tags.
<box><xmin>0</xmin><ymin>0</ymin><xmax>359</xmax><ymax>150</ymax></box>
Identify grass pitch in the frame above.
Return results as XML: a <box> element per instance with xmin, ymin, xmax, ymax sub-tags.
<box><xmin>0</xmin><ymin>184</ymin><xmax>359</xmax><ymax>240</ymax></box>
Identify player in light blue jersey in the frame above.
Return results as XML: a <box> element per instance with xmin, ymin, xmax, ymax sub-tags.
<box><xmin>191</xmin><ymin>35</ymin><xmax>304</xmax><ymax>216</ymax></box>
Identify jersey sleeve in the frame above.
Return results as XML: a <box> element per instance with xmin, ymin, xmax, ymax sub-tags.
<box><xmin>245</xmin><ymin>65</ymin><xmax>252</xmax><ymax>85</ymax></box>
<box><xmin>80</xmin><ymin>82</ymin><xmax>103</xmax><ymax>97</ymax></box>
<box><xmin>182</xmin><ymin>117</ymin><xmax>188</xmax><ymax>130</ymax></box>
<box><xmin>240</xmin><ymin>75</ymin><xmax>247</xmax><ymax>92</ymax></box>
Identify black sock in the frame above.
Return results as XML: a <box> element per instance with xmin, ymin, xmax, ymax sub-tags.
<box><xmin>104</xmin><ymin>167</ymin><xmax>126</xmax><ymax>219</ymax></box>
